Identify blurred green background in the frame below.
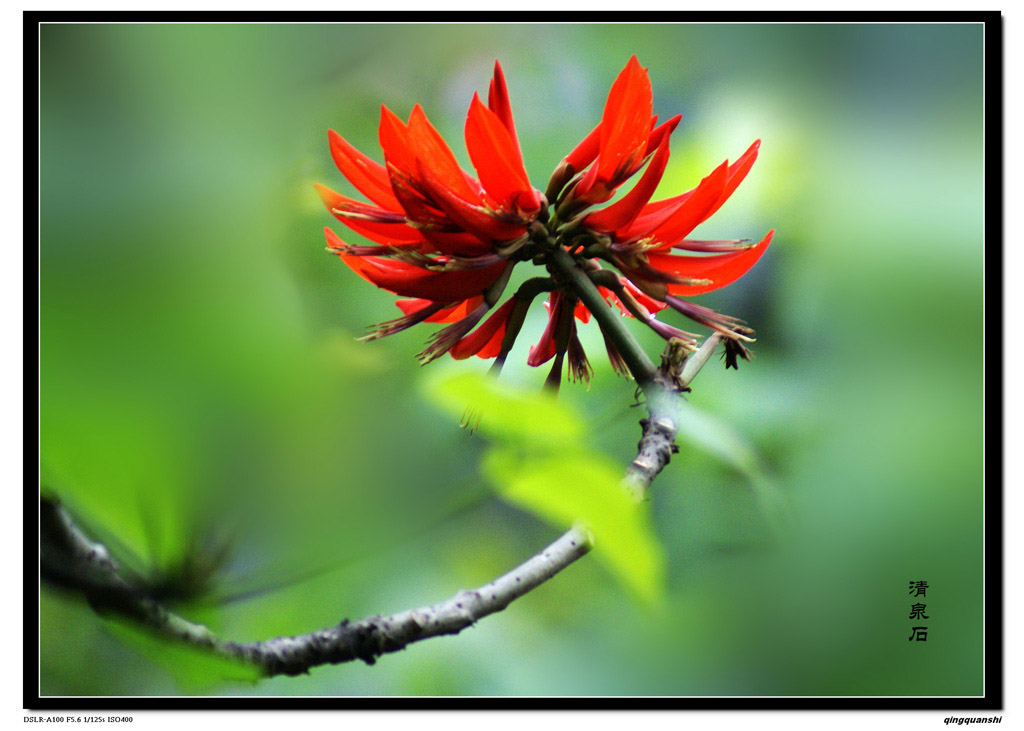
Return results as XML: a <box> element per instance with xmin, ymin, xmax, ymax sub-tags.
<box><xmin>39</xmin><ymin>22</ymin><xmax>984</xmax><ymax>696</ymax></box>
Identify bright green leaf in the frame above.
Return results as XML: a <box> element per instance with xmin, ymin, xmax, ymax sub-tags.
<box><xmin>425</xmin><ymin>371</ymin><xmax>585</xmax><ymax>447</ymax></box>
<box><xmin>482</xmin><ymin>448</ymin><xmax>665</xmax><ymax>605</ymax></box>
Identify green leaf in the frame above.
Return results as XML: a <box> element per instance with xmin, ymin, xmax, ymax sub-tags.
<box><xmin>674</xmin><ymin>400</ymin><xmax>762</xmax><ymax>478</ymax></box>
<box><xmin>104</xmin><ymin>617</ymin><xmax>262</xmax><ymax>691</ymax></box>
<box><xmin>40</xmin><ymin>393</ymin><xmax>195</xmax><ymax>571</ymax></box>
<box><xmin>675</xmin><ymin>401</ymin><xmax>789</xmax><ymax>534</ymax></box>
<box><xmin>482</xmin><ymin>448</ymin><xmax>665</xmax><ymax>605</ymax></box>
<box><xmin>425</xmin><ymin>371</ymin><xmax>585</xmax><ymax>447</ymax></box>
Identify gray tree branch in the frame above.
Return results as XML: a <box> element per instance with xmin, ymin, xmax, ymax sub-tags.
<box><xmin>39</xmin><ymin>338</ymin><xmax>721</xmax><ymax>678</ymax></box>
<box><xmin>624</xmin><ymin>334</ymin><xmax>723</xmax><ymax>500</ymax></box>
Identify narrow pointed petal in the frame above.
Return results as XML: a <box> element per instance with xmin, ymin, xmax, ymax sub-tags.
<box><xmin>378</xmin><ymin>105</ymin><xmax>417</xmax><ymax>179</ymax></box>
<box><xmin>600</xmin><ymin>281</ymin><xmax>669</xmax><ymax>324</ymax></box>
<box><xmin>527</xmin><ymin>292</ymin><xmax>563</xmax><ymax>367</ymax></box>
<box><xmin>616</xmin><ymin>189</ymin><xmax>698</xmax><ymax>242</ymax></box>
<box><xmin>407</xmin><ymin>104</ymin><xmax>482</xmax><ymax>203</ymax></box>
<box><xmin>620</xmin><ymin>277</ymin><xmax>668</xmax><ymax>314</ymax></box>
<box><xmin>597</xmin><ymin>55</ymin><xmax>653</xmax><ymax>183</ymax></box>
<box><xmin>329</xmin><ymin>234</ymin><xmax>509</xmax><ymax>301</ymax></box>
<box><xmin>619</xmin><ymin>159</ymin><xmax>729</xmax><ymax>242</ymax></box>
<box><xmin>646</xmin><ymin>114</ymin><xmax>681</xmax><ymax>153</ymax></box>
<box><xmin>314</xmin><ymin>183</ymin><xmax>424</xmax><ymax>244</ymax></box>
<box><xmin>622</xmin><ymin>140</ymin><xmax>758</xmax><ymax>238</ymax></box>
<box><xmin>599</xmin><ymin>285</ymin><xmax>631</xmax><ymax>317</ymax></box>
<box><xmin>449</xmin><ymin>297</ymin><xmax>517</xmax><ymax>359</ymax></box>
<box><xmin>610</xmin><ymin>260</ymin><xmax>668</xmax><ymax>301</ymax></box>
<box><xmin>327</xmin><ymin>129</ymin><xmax>402</xmax><ymax>210</ymax></box>
<box><xmin>622</xmin><ymin>190</ymin><xmax>686</xmax><ymax>228</ymax></box>
<box><xmin>642</xmin><ymin>161</ymin><xmax>729</xmax><ymax>246</ymax></box>
<box><xmin>334</xmin><ymin>218</ymin><xmax>423</xmax><ymax>246</ymax></box>
<box><xmin>387</xmin><ymin>173</ymin><xmax>451</xmax><ymax>230</ymax></box>
<box><xmin>474</xmin><ymin>323</ymin><xmax>510</xmax><ymax>359</ymax></box>
<box><xmin>654</xmin><ymin>230</ymin><xmax>773</xmax><ymax>296</ymax></box>
<box><xmin>465</xmin><ymin>94</ymin><xmax>540</xmax><ymax>213</ymax></box>
<box><xmin>396</xmin><ymin>296</ymin><xmax>485</xmax><ymax>323</ymax></box>
<box><xmin>571</xmin><ymin>163</ymin><xmax>608</xmax><ymax>204</ymax></box>
<box><xmin>487</xmin><ymin>60</ymin><xmax>519</xmax><ymax>145</ymax></box>
<box><xmin>583</xmin><ymin>137</ymin><xmax>670</xmax><ymax>233</ymax></box>
<box><xmin>314</xmin><ymin>184</ymin><xmax>406</xmax><ymax>223</ymax></box>
<box><xmin>701</xmin><ymin>139</ymin><xmax>760</xmax><ymax>222</ymax></box>
<box><xmin>417</xmin><ymin>228</ymin><xmax>496</xmax><ymax>257</ymax></box>
<box><xmin>342</xmin><ymin>254</ymin><xmax>507</xmax><ymax>301</ymax></box>
<box><xmin>573</xmin><ymin>299</ymin><xmax>591</xmax><ymax>324</ymax></box>
<box><xmin>564</xmin><ymin>123</ymin><xmax>601</xmax><ymax>170</ymax></box>
<box><xmin>415</xmin><ymin>160</ymin><xmax>526</xmax><ymax>242</ymax></box>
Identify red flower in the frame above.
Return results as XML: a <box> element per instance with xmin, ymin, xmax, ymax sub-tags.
<box><xmin>318</xmin><ymin>57</ymin><xmax>773</xmax><ymax>383</ymax></box>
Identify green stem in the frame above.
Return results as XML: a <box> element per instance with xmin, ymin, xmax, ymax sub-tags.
<box><xmin>489</xmin><ymin>278</ymin><xmax>556</xmax><ymax>376</ymax></box>
<box><xmin>547</xmin><ymin>246</ymin><xmax>657</xmax><ymax>388</ymax></box>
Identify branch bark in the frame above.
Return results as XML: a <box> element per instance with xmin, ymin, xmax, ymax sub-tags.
<box><xmin>40</xmin><ymin>312</ymin><xmax>723</xmax><ymax>679</ymax></box>
<box><xmin>624</xmin><ymin>334</ymin><xmax>723</xmax><ymax>500</ymax></box>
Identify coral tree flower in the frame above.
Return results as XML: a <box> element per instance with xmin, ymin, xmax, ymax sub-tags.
<box><xmin>318</xmin><ymin>56</ymin><xmax>773</xmax><ymax>385</ymax></box>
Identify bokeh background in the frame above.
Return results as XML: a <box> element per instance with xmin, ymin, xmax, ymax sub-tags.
<box><xmin>38</xmin><ymin>22</ymin><xmax>985</xmax><ymax>696</ymax></box>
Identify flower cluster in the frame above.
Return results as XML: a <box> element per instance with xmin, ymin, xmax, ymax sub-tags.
<box><xmin>317</xmin><ymin>56</ymin><xmax>773</xmax><ymax>385</ymax></box>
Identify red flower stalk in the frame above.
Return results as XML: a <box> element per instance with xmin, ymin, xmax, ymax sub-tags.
<box><xmin>318</xmin><ymin>57</ymin><xmax>773</xmax><ymax>383</ymax></box>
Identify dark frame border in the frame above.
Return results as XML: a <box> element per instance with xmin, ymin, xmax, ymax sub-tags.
<box><xmin>24</xmin><ymin>9</ymin><xmax>1004</xmax><ymax>712</ymax></box>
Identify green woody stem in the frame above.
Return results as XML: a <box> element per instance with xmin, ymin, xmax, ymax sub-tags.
<box><xmin>546</xmin><ymin>246</ymin><xmax>657</xmax><ymax>388</ymax></box>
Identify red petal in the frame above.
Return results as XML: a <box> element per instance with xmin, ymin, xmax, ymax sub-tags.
<box><xmin>314</xmin><ymin>184</ymin><xmax>423</xmax><ymax>244</ymax></box>
<box><xmin>625</xmin><ymin>278</ymin><xmax>668</xmax><ymax>313</ymax></box>
<box><xmin>652</xmin><ymin>230</ymin><xmax>773</xmax><ymax>296</ymax></box>
<box><xmin>415</xmin><ymin>160</ymin><xmax>526</xmax><ymax>242</ymax></box>
<box><xmin>387</xmin><ymin>172</ymin><xmax>450</xmax><ymax>230</ymax></box>
<box><xmin>325</xmin><ymin>228</ymin><xmax>377</xmax><ymax>287</ymax></box>
<box><xmin>599</xmin><ymin>278</ymin><xmax>667</xmax><ymax>318</ymax></box>
<box><xmin>623</xmin><ymin>191</ymin><xmax>685</xmax><ymax>230</ymax></box>
<box><xmin>396</xmin><ymin>296</ymin><xmax>485</xmax><ymax>323</ymax></box>
<box><xmin>314</xmin><ymin>184</ymin><xmax>404</xmax><ymax>222</ymax></box>
<box><xmin>487</xmin><ymin>61</ymin><xmax>519</xmax><ymax>143</ymax></box>
<box><xmin>330</xmin><ymin>236</ymin><xmax>510</xmax><ymax>301</ymax></box>
<box><xmin>474</xmin><ymin>327</ymin><xmax>508</xmax><ymax>358</ymax></box>
<box><xmin>702</xmin><ymin>139</ymin><xmax>760</xmax><ymax>222</ymax></box>
<box><xmin>449</xmin><ymin>297</ymin><xmax>517</xmax><ymax>359</ymax></box>
<box><xmin>327</xmin><ymin>130</ymin><xmax>402</xmax><ymax>210</ymax></box>
<box><xmin>597</xmin><ymin>55</ymin><xmax>653</xmax><ymax>183</ymax></box>
<box><xmin>465</xmin><ymin>94</ymin><xmax>539</xmax><ymax>212</ymax></box>
<box><xmin>527</xmin><ymin>292</ymin><xmax>562</xmax><ymax>366</ymax></box>
<box><xmin>572</xmin><ymin>163</ymin><xmax>609</xmax><ymax>204</ymax></box>
<box><xmin>583</xmin><ymin>137</ymin><xmax>670</xmax><ymax>233</ymax></box>
<box><xmin>599</xmin><ymin>286</ymin><xmax>630</xmax><ymax>316</ymax></box>
<box><xmin>407</xmin><ymin>104</ymin><xmax>482</xmax><ymax>203</ymax></box>
<box><xmin>646</xmin><ymin>114</ymin><xmax>681</xmax><ymax>153</ymax></box>
<box><xmin>378</xmin><ymin>105</ymin><xmax>417</xmax><ymax>180</ymax></box>
<box><xmin>635</xmin><ymin>161</ymin><xmax>729</xmax><ymax>245</ymax></box>
<box><xmin>417</xmin><ymin>228</ymin><xmax>496</xmax><ymax>257</ymax></box>
<box><xmin>565</xmin><ymin>123</ymin><xmax>601</xmax><ymax>170</ymax></box>
<box><xmin>335</xmin><ymin>219</ymin><xmax>422</xmax><ymax>247</ymax></box>
<box><xmin>622</xmin><ymin>140</ymin><xmax>759</xmax><ymax>239</ymax></box>
<box><xmin>342</xmin><ymin>256</ymin><xmax>507</xmax><ymax>301</ymax></box>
